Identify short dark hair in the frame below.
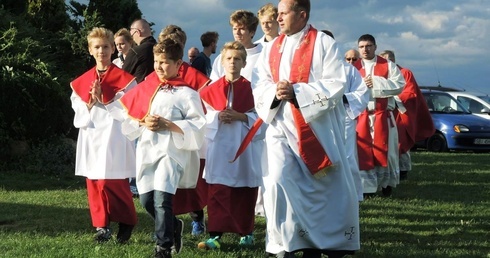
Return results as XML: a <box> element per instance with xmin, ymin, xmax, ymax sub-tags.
<box><xmin>358</xmin><ymin>34</ymin><xmax>376</xmax><ymax>45</ymax></box>
<box><xmin>200</xmin><ymin>31</ymin><xmax>219</xmax><ymax>47</ymax></box>
<box><xmin>153</xmin><ymin>38</ymin><xmax>183</xmax><ymax>61</ymax></box>
<box><xmin>291</xmin><ymin>0</ymin><xmax>310</xmax><ymax>21</ymax></box>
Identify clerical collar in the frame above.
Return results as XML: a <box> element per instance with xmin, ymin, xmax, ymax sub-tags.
<box><xmin>287</xmin><ymin>24</ymin><xmax>310</xmax><ymax>40</ymax></box>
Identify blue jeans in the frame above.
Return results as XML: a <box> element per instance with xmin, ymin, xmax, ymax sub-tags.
<box><xmin>140</xmin><ymin>190</ymin><xmax>177</xmax><ymax>248</ymax></box>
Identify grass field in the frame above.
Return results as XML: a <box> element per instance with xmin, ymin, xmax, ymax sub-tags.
<box><xmin>1</xmin><ymin>151</ymin><xmax>489</xmax><ymax>257</ymax></box>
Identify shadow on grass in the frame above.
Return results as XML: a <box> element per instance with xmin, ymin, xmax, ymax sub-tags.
<box><xmin>0</xmin><ymin>171</ymin><xmax>86</xmax><ymax>191</ymax></box>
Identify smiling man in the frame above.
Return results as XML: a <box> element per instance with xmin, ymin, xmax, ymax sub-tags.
<box><xmin>253</xmin><ymin>0</ymin><xmax>360</xmax><ymax>257</ymax></box>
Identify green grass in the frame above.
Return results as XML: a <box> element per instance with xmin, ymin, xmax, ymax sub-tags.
<box><xmin>1</xmin><ymin>151</ymin><xmax>490</xmax><ymax>257</ymax></box>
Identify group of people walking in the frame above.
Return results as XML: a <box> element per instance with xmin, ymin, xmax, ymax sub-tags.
<box><xmin>69</xmin><ymin>0</ymin><xmax>434</xmax><ymax>258</ymax></box>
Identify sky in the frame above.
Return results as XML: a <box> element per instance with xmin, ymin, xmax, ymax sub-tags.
<box><xmin>134</xmin><ymin>0</ymin><xmax>490</xmax><ymax>95</ymax></box>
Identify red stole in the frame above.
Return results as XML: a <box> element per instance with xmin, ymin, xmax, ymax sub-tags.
<box><xmin>394</xmin><ymin>66</ymin><xmax>435</xmax><ymax>153</ymax></box>
<box><xmin>70</xmin><ymin>64</ymin><xmax>135</xmax><ymax>104</ymax></box>
<box><xmin>269</xmin><ymin>26</ymin><xmax>332</xmax><ymax>175</ymax></box>
<box><xmin>354</xmin><ymin>57</ymin><xmax>391</xmax><ymax>170</ymax></box>
<box><xmin>179</xmin><ymin>62</ymin><xmax>211</xmax><ymax>91</ymax></box>
<box><xmin>199</xmin><ymin>76</ymin><xmax>254</xmax><ymax>113</ymax></box>
<box><xmin>119</xmin><ymin>71</ymin><xmax>190</xmax><ymax>121</ymax></box>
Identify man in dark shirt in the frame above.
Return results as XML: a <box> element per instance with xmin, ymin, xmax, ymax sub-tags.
<box><xmin>191</xmin><ymin>31</ymin><xmax>219</xmax><ymax>77</ymax></box>
<box><xmin>123</xmin><ymin>19</ymin><xmax>157</xmax><ymax>83</ymax></box>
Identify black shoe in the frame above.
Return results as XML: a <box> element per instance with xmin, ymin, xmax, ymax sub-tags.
<box><xmin>382</xmin><ymin>186</ymin><xmax>393</xmax><ymax>197</ymax></box>
<box><xmin>117</xmin><ymin>223</ymin><xmax>134</xmax><ymax>244</ymax></box>
<box><xmin>155</xmin><ymin>246</ymin><xmax>171</xmax><ymax>258</ymax></box>
<box><xmin>302</xmin><ymin>249</ymin><xmax>322</xmax><ymax>258</ymax></box>
<box><xmin>363</xmin><ymin>193</ymin><xmax>376</xmax><ymax>199</ymax></box>
<box><xmin>265</xmin><ymin>251</ymin><xmax>295</xmax><ymax>258</ymax></box>
<box><xmin>400</xmin><ymin>171</ymin><xmax>408</xmax><ymax>181</ymax></box>
<box><xmin>94</xmin><ymin>227</ymin><xmax>112</xmax><ymax>243</ymax></box>
<box><xmin>171</xmin><ymin>219</ymin><xmax>184</xmax><ymax>254</ymax></box>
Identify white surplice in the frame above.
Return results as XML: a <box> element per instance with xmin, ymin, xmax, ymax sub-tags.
<box><xmin>118</xmin><ymin>87</ymin><xmax>206</xmax><ymax>195</ymax></box>
<box><xmin>202</xmin><ymin>105</ymin><xmax>264</xmax><ymax>187</ymax></box>
<box><xmin>71</xmin><ymin>81</ymin><xmax>137</xmax><ymax>180</ymax></box>
<box><xmin>358</xmin><ymin>57</ymin><xmax>405</xmax><ymax>193</ymax></box>
<box><xmin>343</xmin><ymin>63</ymin><xmax>369</xmax><ymax>201</ymax></box>
<box><xmin>209</xmin><ymin>43</ymin><xmax>263</xmax><ymax>83</ymax></box>
<box><xmin>252</xmin><ymin>24</ymin><xmax>360</xmax><ymax>253</ymax></box>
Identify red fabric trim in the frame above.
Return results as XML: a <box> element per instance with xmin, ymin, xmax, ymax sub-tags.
<box><xmin>179</xmin><ymin>62</ymin><xmax>211</xmax><ymax>91</ymax></box>
<box><xmin>269</xmin><ymin>26</ymin><xmax>332</xmax><ymax>174</ymax></box>
<box><xmin>70</xmin><ymin>64</ymin><xmax>135</xmax><ymax>104</ymax></box>
<box><xmin>119</xmin><ymin>72</ymin><xmax>190</xmax><ymax>121</ymax></box>
<box><xmin>355</xmin><ymin>58</ymin><xmax>390</xmax><ymax>170</ymax></box>
<box><xmin>199</xmin><ymin>76</ymin><xmax>254</xmax><ymax>113</ymax></box>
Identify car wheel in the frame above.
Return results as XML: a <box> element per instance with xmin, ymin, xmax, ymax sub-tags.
<box><xmin>427</xmin><ymin>133</ymin><xmax>448</xmax><ymax>152</ymax></box>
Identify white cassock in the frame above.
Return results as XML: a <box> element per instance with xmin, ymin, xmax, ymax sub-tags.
<box><xmin>359</xmin><ymin>57</ymin><xmax>405</xmax><ymax>193</ymax></box>
<box><xmin>210</xmin><ymin>43</ymin><xmax>263</xmax><ymax>83</ymax></box>
<box><xmin>343</xmin><ymin>63</ymin><xmax>369</xmax><ymax>201</ymax></box>
<box><xmin>252</xmin><ymin>24</ymin><xmax>360</xmax><ymax>253</ymax></box>
<box><xmin>71</xmin><ymin>81</ymin><xmax>137</xmax><ymax>180</ymax></box>
<box><xmin>115</xmin><ymin>87</ymin><xmax>206</xmax><ymax>195</ymax></box>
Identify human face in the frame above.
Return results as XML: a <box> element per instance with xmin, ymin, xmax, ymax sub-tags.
<box><xmin>277</xmin><ymin>0</ymin><xmax>306</xmax><ymax>36</ymax></box>
<box><xmin>89</xmin><ymin>37</ymin><xmax>114</xmax><ymax>66</ymax></box>
<box><xmin>114</xmin><ymin>36</ymin><xmax>130</xmax><ymax>55</ymax></box>
<box><xmin>188</xmin><ymin>49</ymin><xmax>199</xmax><ymax>63</ymax></box>
<box><xmin>260</xmin><ymin>15</ymin><xmax>279</xmax><ymax>37</ymax></box>
<box><xmin>154</xmin><ymin>53</ymin><xmax>183</xmax><ymax>81</ymax></box>
<box><xmin>221</xmin><ymin>49</ymin><xmax>246</xmax><ymax>79</ymax></box>
<box><xmin>358</xmin><ymin>40</ymin><xmax>377</xmax><ymax>60</ymax></box>
<box><xmin>232</xmin><ymin>23</ymin><xmax>254</xmax><ymax>48</ymax></box>
<box><xmin>344</xmin><ymin>50</ymin><xmax>359</xmax><ymax>64</ymax></box>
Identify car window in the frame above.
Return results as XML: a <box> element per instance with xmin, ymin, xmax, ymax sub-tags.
<box><xmin>457</xmin><ymin>96</ymin><xmax>485</xmax><ymax>113</ymax></box>
<box><xmin>424</xmin><ymin>92</ymin><xmax>469</xmax><ymax>113</ymax></box>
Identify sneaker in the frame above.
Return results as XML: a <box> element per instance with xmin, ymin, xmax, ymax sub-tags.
<box><xmin>94</xmin><ymin>227</ymin><xmax>112</xmax><ymax>243</ymax></box>
<box><xmin>117</xmin><ymin>223</ymin><xmax>134</xmax><ymax>244</ymax></box>
<box><xmin>239</xmin><ymin>234</ymin><xmax>254</xmax><ymax>246</ymax></box>
<box><xmin>155</xmin><ymin>246</ymin><xmax>172</xmax><ymax>258</ymax></box>
<box><xmin>197</xmin><ymin>236</ymin><xmax>221</xmax><ymax>250</ymax></box>
<box><xmin>191</xmin><ymin>220</ymin><xmax>205</xmax><ymax>236</ymax></box>
<box><xmin>171</xmin><ymin>219</ymin><xmax>184</xmax><ymax>254</ymax></box>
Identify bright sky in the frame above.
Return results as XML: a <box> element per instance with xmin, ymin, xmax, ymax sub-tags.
<box><xmin>134</xmin><ymin>0</ymin><xmax>490</xmax><ymax>94</ymax></box>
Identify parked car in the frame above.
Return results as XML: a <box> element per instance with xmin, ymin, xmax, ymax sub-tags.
<box><xmin>416</xmin><ymin>90</ymin><xmax>490</xmax><ymax>152</ymax></box>
<box><xmin>445</xmin><ymin>91</ymin><xmax>490</xmax><ymax>120</ymax></box>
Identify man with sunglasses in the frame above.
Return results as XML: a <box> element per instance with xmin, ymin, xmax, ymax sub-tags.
<box><xmin>123</xmin><ymin>19</ymin><xmax>157</xmax><ymax>83</ymax></box>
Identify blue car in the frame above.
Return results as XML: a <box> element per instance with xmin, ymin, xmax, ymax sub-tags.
<box><xmin>417</xmin><ymin>90</ymin><xmax>490</xmax><ymax>152</ymax></box>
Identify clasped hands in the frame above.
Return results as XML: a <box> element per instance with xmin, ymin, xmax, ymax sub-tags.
<box><xmin>87</xmin><ymin>80</ymin><xmax>102</xmax><ymax>109</ymax></box>
<box><xmin>219</xmin><ymin>109</ymin><xmax>247</xmax><ymax>124</ymax></box>
<box><xmin>141</xmin><ymin>115</ymin><xmax>172</xmax><ymax>132</ymax></box>
<box><xmin>275</xmin><ymin>80</ymin><xmax>295</xmax><ymax>100</ymax></box>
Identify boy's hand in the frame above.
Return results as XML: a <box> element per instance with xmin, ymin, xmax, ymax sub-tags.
<box><xmin>143</xmin><ymin>115</ymin><xmax>183</xmax><ymax>134</ymax></box>
<box><xmin>219</xmin><ymin>109</ymin><xmax>247</xmax><ymax>123</ymax></box>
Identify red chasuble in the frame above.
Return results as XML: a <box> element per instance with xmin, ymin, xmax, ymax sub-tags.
<box><xmin>179</xmin><ymin>62</ymin><xmax>211</xmax><ymax>91</ymax></box>
<box><xmin>394</xmin><ymin>66</ymin><xmax>435</xmax><ymax>154</ymax></box>
<box><xmin>119</xmin><ymin>71</ymin><xmax>190</xmax><ymax>121</ymax></box>
<box><xmin>70</xmin><ymin>64</ymin><xmax>135</xmax><ymax>104</ymax></box>
<box><xmin>353</xmin><ymin>57</ymin><xmax>391</xmax><ymax>171</ymax></box>
<box><xmin>199</xmin><ymin>76</ymin><xmax>254</xmax><ymax>113</ymax></box>
<box><xmin>269</xmin><ymin>27</ymin><xmax>332</xmax><ymax>175</ymax></box>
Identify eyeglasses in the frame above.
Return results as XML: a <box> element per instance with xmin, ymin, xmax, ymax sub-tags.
<box><xmin>345</xmin><ymin>58</ymin><xmax>358</xmax><ymax>61</ymax></box>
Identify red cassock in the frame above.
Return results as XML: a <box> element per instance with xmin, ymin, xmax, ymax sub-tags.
<box><xmin>394</xmin><ymin>66</ymin><xmax>435</xmax><ymax>154</ymax></box>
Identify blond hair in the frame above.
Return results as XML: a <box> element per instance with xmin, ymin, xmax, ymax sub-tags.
<box><xmin>257</xmin><ymin>3</ymin><xmax>278</xmax><ymax>20</ymax></box>
<box><xmin>87</xmin><ymin>27</ymin><xmax>114</xmax><ymax>48</ymax></box>
<box><xmin>229</xmin><ymin>10</ymin><xmax>259</xmax><ymax>34</ymax></box>
<box><xmin>220</xmin><ymin>41</ymin><xmax>247</xmax><ymax>63</ymax></box>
